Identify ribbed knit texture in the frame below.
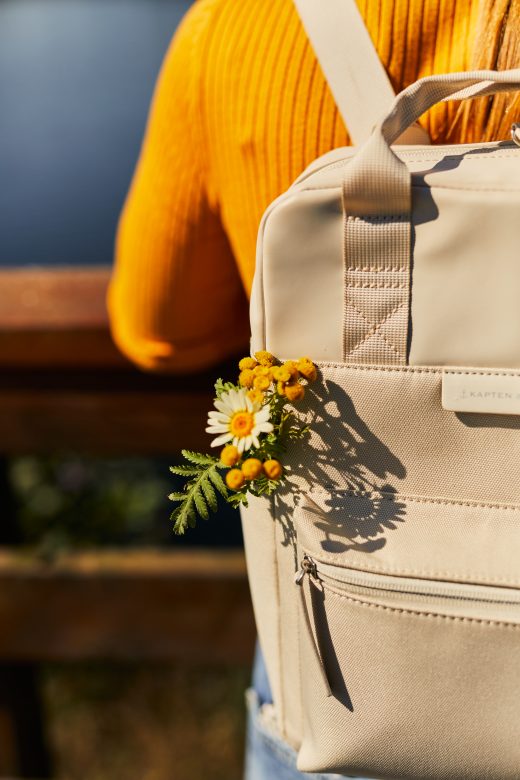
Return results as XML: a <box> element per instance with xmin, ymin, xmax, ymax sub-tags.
<box><xmin>109</xmin><ymin>0</ymin><xmax>480</xmax><ymax>372</ymax></box>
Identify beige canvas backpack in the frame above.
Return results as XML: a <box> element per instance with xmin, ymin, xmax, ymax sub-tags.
<box><xmin>241</xmin><ymin>1</ymin><xmax>520</xmax><ymax>778</ymax></box>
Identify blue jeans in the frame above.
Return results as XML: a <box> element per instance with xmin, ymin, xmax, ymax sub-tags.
<box><xmin>244</xmin><ymin>643</ymin><xmax>363</xmax><ymax>780</ymax></box>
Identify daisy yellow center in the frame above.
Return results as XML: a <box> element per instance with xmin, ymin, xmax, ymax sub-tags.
<box><xmin>230</xmin><ymin>411</ymin><xmax>255</xmax><ymax>438</ymax></box>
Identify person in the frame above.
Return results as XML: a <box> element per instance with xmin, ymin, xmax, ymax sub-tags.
<box><xmin>108</xmin><ymin>1</ymin><xmax>520</xmax><ymax>777</ymax></box>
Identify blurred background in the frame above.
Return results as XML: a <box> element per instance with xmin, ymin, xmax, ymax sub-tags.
<box><xmin>0</xmin><ymin>1</ymin><xmax>254</xmax><ymax>777</ymax></box>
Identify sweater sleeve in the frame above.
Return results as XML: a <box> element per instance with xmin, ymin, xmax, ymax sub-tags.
<box><xmin>108</xmin><ymin>0</ymin><xmax>250</xmax><ymax>373</ymax></box>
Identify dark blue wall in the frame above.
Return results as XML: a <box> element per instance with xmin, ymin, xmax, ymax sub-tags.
<box><xmin>0</xmin><ymin>0</ymin><xmax>191</xmax><ymax>267</ymax></box>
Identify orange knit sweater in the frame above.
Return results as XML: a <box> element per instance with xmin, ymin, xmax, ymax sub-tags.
<box><xmin>108</xmin><ymin>0</ymin><xmax>480</xmax><ymax>373</ymax></box>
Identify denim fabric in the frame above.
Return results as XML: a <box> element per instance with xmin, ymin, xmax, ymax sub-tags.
<box><xmin>244</xmin><ymin>644</ymin><xmax>364</xmax><ymax>780</ymax></box>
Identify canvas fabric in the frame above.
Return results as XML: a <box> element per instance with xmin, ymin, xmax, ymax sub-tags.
<box><xmin>242</xmin><ymin>58</ymin><xmax>520</xmax><ymax>780</ymax></box>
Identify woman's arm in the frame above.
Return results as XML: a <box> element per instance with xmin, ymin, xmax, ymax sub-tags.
<box><xmin>108</xmin><ymin>1</ymin><xmax>249</xmax><ymax>373</ymax></box>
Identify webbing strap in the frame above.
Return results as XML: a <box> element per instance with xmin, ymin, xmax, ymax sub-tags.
<box><xmin>293</xmin><ymin>0</ymin><xmax>428</xmax><ymax>146</ymax></box>
<box><xmin>342</xmin><ymin>68</ymin><xmax>520</xmax><ymax>365</ymax></box>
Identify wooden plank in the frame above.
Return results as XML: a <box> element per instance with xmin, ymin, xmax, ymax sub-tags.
<box><xmin>0</xmin><ymin>549</ymin><xmax>255</xmax><ymax>663</ymax></box>
<box><xmin>0</xmin><ymin>268</ymin><xmax>122</xmax><ymax>368</ymax></box>
<box><xmin>0</xmin><ymin>387</ymin><xmax>212</xmax><ymax>454</ymax></box>
<box><xmin>0</xmin><ymin>268</ymin><xmax>109</xmax><ymax>329</ymax></box>
<box><xmin>0</xmin><ymin>330</ymin><xmax>125</xmax><ymax>369</ymax></box>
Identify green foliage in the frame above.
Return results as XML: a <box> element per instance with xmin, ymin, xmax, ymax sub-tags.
<box><xmin>9</xmin><ymin>456</ymin><xmax>172</xmax><ymax>552</ymax></box>
<box><xmin>170</xmin><ymin>359</ymin><xmax>316</xmax><ymax>533</ymax></box>
<box><xmin>214</xmin><ymin>378</ymin><xmax>237</xmax><ymax>398</ymax></box>
<box><xmin>169</xmin><ymin>450</ymin><xmax>229</xmax><ymax>535</ymax></box>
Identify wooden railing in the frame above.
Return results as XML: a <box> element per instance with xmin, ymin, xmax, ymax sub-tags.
<box><xmin>0</xmin><ymin>267</ymin><xmax>255</xmax><ymax>778</ymax></box>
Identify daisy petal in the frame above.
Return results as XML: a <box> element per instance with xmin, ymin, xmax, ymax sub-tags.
<box><xmin>208</xmin><ymin>411</ymin><xmax>229</xmax><ymax>421</ymax></box>
<box><xmin>214</xmin><ymin>399</ymin><xmax>231</xmax><ymax>414</ymax></box>
<box><xmin>210</xmin><ymin>432</ymin><xmax>233</xmax><ymax>447</ymax></box>
<box><xmin>256</xmin><ymin>422</ymin><xmax>274</xmax><ymax>434</ymax></box>
<box><xmin>205</xmin><ymin>424</ymin><xmax>229</xmax><ymax>433</ymax></box>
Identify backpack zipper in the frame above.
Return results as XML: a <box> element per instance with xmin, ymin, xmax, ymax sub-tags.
<box><xmin>295</xmin><ymin>555</ymin><xmax>520</xmax><ymax>607</ymax></box>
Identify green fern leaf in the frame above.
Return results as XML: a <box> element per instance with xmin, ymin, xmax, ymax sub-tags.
<box><xmin>201</xmin><ymin>477</ymin><xmax>218</xmax><ymax>511</ymax></box>
<box><xmin>181</xmin><ymin>450</ymin><xmax>218</xmax><ymax>466</ymax></box>
<box><xmin>193</xmin><ymin>488</ymin><xmax>209</xmax><ymax>520</ymax></box>
<box><xmin>228</xmin><ymin>491</ymin><xmax>248</xmax><ymax>509</ymax></box>
<box><xmin>169</xmin><ymin>465</ymin><xmax>201</xmax><ymax>476</ymax></box>
<box><xmin>209</xmin><ymin>468</ymin><xmax>229</xmax><ymax>499</ymax></box>
<box><xmin>168</xmin><ymin>492</ymin><xmax>187</xmax><ymax>502</ymax></box>
<box><xmin>171</xmin><ymin>502</ymin><xmax>189</xmax><ymax>534</ymax></box>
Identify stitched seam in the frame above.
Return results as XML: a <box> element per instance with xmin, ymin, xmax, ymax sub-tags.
<box><xmin>346</xmin><ymin>214</ymin><xmax>408</xmax><ymax>224</ymax></box>
<box><xmin>346</xmin><ymin>281</ymin><xmax>408</xmax><ymax>289</ymax></box>
<box><xmin>345</xmin><ymin>300</ymin><xmax>405</xmax><ymax>348</ymax></box>
<box><xmin>312</xmin><ymin>362</ymin><xmax>520</xmax><ymax>376</ymax></box>
<box><xmin>413</xmin><ymin>183</ymin><xmax>520</xmax><ymax>192</ymax></box>
<box><xmin>347</xmin><ymin>266</ymin><xmax>409</xmax><ymax>273</ymax></box>
<box><xmin>345</xmin><ymin>301</ymin><xmax>406</xmax><ymax>357</ymax></box>
<box><xmin>303</xmin><ymin>489</ymin><xmax>520</xmax><ymax>512</ymax></box>
<box><xmin>444</xmin><ymin>369</ymin><xmax>520</xmax><ymax>378</ymax></box>
<box><xmin>321</xmin><ymin>585</ymin><xmax>520</xmax><ymax>628</ymax></box>
<box><xmin>271</xmin><ymin>493</ymin><xmax>285</xmax><ymax>735</ymax></box>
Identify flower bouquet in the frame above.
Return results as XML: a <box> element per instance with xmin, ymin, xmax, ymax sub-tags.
<box><xmin>169</xmin><ymin>351</ymin><xmax>317</xmax><ymax>534</ymax></box>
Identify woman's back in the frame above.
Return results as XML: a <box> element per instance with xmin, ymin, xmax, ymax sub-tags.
<box><xmin>109</xmin><ymin>0</ymin><xmax>512</xmax><ymax>371</ymax></box>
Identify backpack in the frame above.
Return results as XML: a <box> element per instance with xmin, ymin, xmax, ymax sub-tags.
<box><xmin>241</xmin><ymin>1</ymin><xmax>520</xmax><ymax>778</ymax></box>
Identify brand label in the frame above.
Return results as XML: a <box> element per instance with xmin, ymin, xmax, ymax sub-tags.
<box><xmin>442</xmin><ymin>370</ymin><xmax>520</xmax><ymax>415</ymax></box>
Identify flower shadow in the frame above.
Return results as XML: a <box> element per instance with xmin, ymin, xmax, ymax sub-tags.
<box><xmin>275</xmin><ymin>376</ymin><xmax>407</xmax><ymax>555</ymax></box>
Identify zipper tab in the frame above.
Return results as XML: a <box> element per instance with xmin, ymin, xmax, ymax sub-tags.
<box><xmin>294</xmin><ymin>555</ymin><xmax>332</xmax><ymax>697</ymax></box>
<box><xmin>294</xmin><ymin>554</ymin><xmax>318</xmax><ymax>585</ymax></box>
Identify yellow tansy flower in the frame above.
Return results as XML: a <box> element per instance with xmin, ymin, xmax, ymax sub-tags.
<box><xmin>255</xmin><ymin>350</ymin><xmax>276</xmax><ymax>367</ymax></box>
<box><xmin>239</xmin><ymin>368</ymin><xmax>255</xmax><ymax>388</ymax></box>
<box><xmin>226</xmin><ymin>468</ymin><xmax>245</xmax><ymax>490</ymax></box>
<box><xmin>241</xmin><ymin>458</ymin><xmax>263</xmax><ymax>480</ymax></box>
<box><xmin>277</xmin><ymin>381</ymin><xmax>286</xmax><ymax>396</ymax></box>
<box><xmin>276</xmin><ymin>367</ymin><xmax>292</xmax><ymax>383</ymax></box>
<box><xmin>247</xmin><ymin>388</ymin><xmax>265</xmax><ymax>404</ymax></box>
<box><xmin>220</xmin><ymin>444</ymin><xmax>240</xmax><ymax>467</ymax></box>
<box><xmin>253</xmin><ymin>365</ymin><xmax>270</xmax><ymax>377</ymax></box>
<box><xmin>297</xmin><ymin>357</ymin><xmax>317</xmax><ymax>382</ymax></box>
<box><xmin>285</xmin><ymin>383</ymin><xmax>305</xmax><ymax>402</ymax></box>
<box><xmin>239</xmin><ymin>357</ymin><xmax>257</xmax><ymax>371</ymax></box>
<box><xmin>263</xmin><ymin>459</ymin><xmax>283</xmax><ymax>480</ymax></box>
<box><xmin>282</xmin><ymin>361</ymin><xmax>299</xmax><ymax>381</ymax></box>
<box><xmin>254</xmin><ymin>375</ymin><xmax>271</xmax><ymax>391</ymax></box>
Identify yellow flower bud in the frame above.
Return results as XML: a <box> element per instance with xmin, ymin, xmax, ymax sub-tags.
<box><xmin>263</xmin><ymin>459</ymin><xmax>283</xmax><ymax>480</ymax></box>
<box><xmin>297</xmin><ymin>357</ymin><xmax>317</xmax><ymax>382</ymax></box>
<box><xmin>254</xmin><ymin>375</ymin><xmax>271</xmax><ymax>391</ymax></box>
<box><xmin>284</xmin><ymin>382</ymin><xmax>305</xmax><ymax>402</ymax></box>
<box><xmin>254</xmin><ymin>350</ymin><xmax>276</xmax><ymax>367</ymax></box>
<box><xmin>247</xmin><ymin>389</ymin><xmax>265</xmax><ymax>404</ymax></box>
<box><xmin>277</xmin><ymin>381</ymin><xmax>286</xmax><ymax>396</ymax></box>
<box><xmin>276</xmin><ymin>367</ymin><xmax>292</xmax><ymax>383</ymax></box>
<box><xmin>220</xmin><ymin>445</ymin><xmax>240</xmax><ymax>467</ymax></box>
<box><xmin>239</xmin><ymin>368</ymin><xmax>255</xmax><ymax>388</ymax></box>
<box><xmin>226</xmin><ymin>468</ymin><xmax>245</xmax><ymax>490</ymax></box>
<box><xmin>238</xmin><ymin>357</ymin><xmax>258</xmax><ymax>371</ymax></box>
<box><xmin>241</xmin><ymin>458</ymin><xmax>263</xmax><ymax>480</ymax></box>
<box><xmin>282</xmin><ymin>361</ymin><xmax>299</xmax><ymax>381</ymax></box>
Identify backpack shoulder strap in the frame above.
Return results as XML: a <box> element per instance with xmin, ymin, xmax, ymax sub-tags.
<box><xmin>293</xmin><ymin>0</ymin><xmax>430</xmax><ymax>145</ymax></box>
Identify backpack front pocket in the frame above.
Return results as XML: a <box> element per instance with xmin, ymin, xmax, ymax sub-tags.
<box><xmin>293</xmin><ymin>492</ymin><xmax>520</xmax><ymax>780</ymax></box>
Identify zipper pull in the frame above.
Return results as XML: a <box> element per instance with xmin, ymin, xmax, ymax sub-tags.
<box><xmin>294</xmin><ymin>554</ymin><xmax>318</xmax><ymax>585</ymax></box>
<box><xmin>294</xmin><ymin>554</ymin><xmax>331</xmax><ymax>697</ymax></box>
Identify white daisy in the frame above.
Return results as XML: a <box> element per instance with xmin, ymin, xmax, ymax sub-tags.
<box><xmin>205</xmin><ymin>388</ymin><xmax>273</xmax><ymax>453</ymax></box>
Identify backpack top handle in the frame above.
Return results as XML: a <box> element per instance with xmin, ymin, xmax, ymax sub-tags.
<box><xmin>343</xmin><ymin>68</ymin><xmax>520</xmax><ymax>217</ymax></box>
